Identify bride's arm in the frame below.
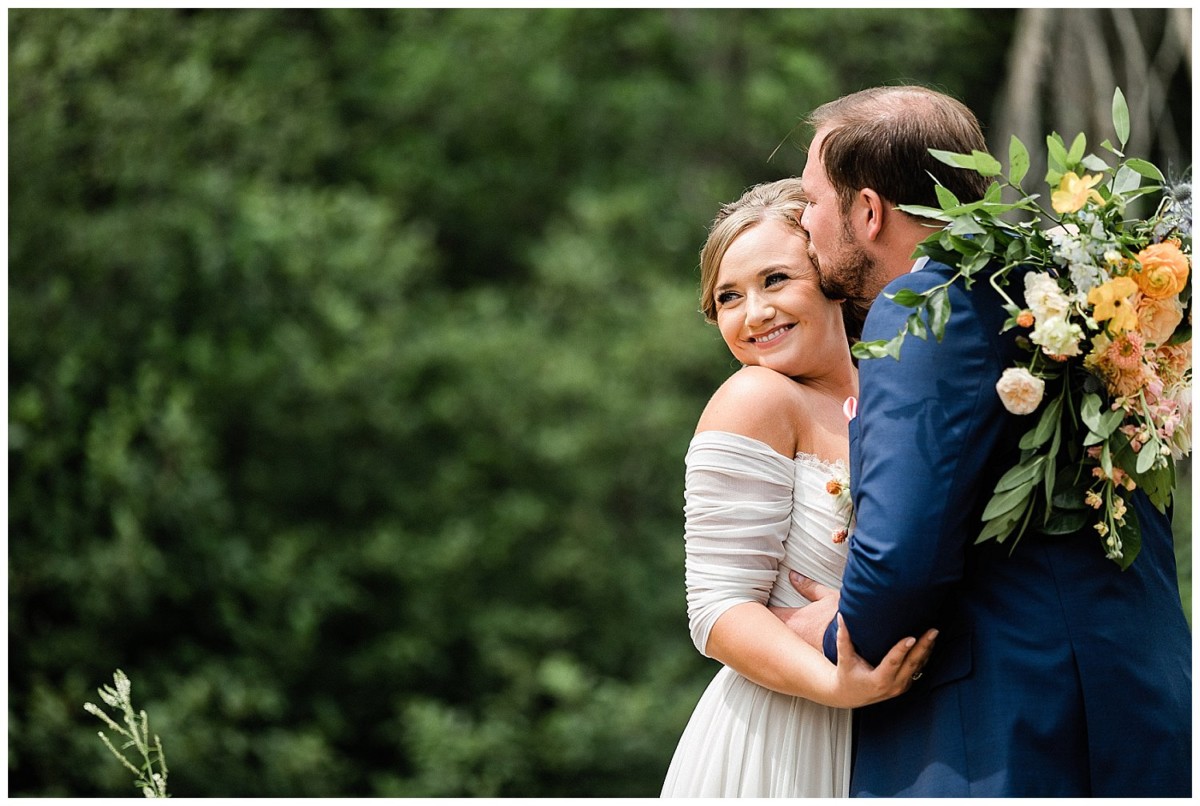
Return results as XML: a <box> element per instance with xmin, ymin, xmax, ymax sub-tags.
<box><xmin>684</xmin><ymin>369</ymin><xmax>934</xmax><ymax>707</ymax></box>
<box><xmin>707</xmin><ymin>603</ymin><xmax>936</xmax><ymax>708</ymax></box>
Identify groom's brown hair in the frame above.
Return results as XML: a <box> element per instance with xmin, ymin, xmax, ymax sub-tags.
<box><xmin>807</xmin><ymin>85</ymin><xmax>989</xmax><ymax>216</ymax></box>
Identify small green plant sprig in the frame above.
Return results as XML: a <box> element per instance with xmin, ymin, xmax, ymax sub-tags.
<box><xmin>852</xmin><ymin>88</ymin><xmax>1192</xmax><ymax>568</ymax></box>
<box><xmin>83</xmin><ymin>669</ymin><xmax>170</xmax><ymax>798</ymax></box>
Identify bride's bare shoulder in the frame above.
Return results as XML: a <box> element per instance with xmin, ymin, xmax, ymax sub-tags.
<box><xmin>695</xmin><ymin>366</ymin><xmax>803</xmax><ymax>458</ymax></box>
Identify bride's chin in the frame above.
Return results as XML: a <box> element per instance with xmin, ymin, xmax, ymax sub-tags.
<box><xmin>764</xmin><ymin>360</ymin><xmax>804</xmax><ymax>378</ymax></box>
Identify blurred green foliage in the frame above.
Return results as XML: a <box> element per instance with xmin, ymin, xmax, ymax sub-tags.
<box><xmin>8</xmin><ymin>8</ymin><xmax>1188</xmax><ymax>797</ymax></box>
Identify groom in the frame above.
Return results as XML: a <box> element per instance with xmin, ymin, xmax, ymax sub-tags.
<box><xmin>785</xmin><ymin>86</ymin><xmax>1191</xmax><ymax>796</ymax></box>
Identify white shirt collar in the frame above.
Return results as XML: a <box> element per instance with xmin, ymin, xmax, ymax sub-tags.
<box><xmin>910</xmin><ymin>255</ymin><xmax>930</xmax><ymax>273</ymax></box>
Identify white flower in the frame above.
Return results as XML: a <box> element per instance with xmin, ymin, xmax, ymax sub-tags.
<box><xmin>1067</xmin><ymin>261</ymin><xmax>1108</xmax><ymax>297</ymax></box>
<box><xmin>1030</xmin><ymin>315</ymin><xmax>1085</xmax><ymax>357</ymax></box>
<box><xmin>1049</xmin><ymin>225</ymin><xmax>1119</xmax><ymax>298</ymax></box>
<box><xmin>1024</xmin><ymin>272</ymin><xmax>1072</xmax><ymax>321</ymax></box>
<box><xmin>996</xmin><ymin>367</ymin><xmax>1045</xmax><ymax>415</ymax></box>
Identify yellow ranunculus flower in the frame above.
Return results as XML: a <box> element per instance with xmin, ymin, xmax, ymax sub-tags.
<box><xmin>1133</xmin><ymin>240</ymin><xmax>1190</xmax><ymax>299</ymax></box>
<box><xmin>1051</xmin><ymin>171</ymin><xmax>1105</xmax><ymax>214</ymax></box>
<box><xmin>1087</xmin><ymin>276</ymin><xmax>1139</xmax><ymax>333</ymax></box>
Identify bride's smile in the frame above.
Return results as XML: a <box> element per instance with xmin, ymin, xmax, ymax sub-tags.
<box><xmin>749</xmin><ymin>323</ymin><xmax>795</xmax><ymax>345</ymax></box>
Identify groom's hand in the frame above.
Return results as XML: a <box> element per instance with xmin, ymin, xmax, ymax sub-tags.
<box><xmin>767</xmin><ymin>571</ymin><xmax>839</xmax><ymax>650</ymax></box>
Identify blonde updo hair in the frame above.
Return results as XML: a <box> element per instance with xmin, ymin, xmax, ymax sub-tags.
<box><xmin>698</xmin><ymin>178</ymin><xmax>808</xmax><ymax>324</ymax></box>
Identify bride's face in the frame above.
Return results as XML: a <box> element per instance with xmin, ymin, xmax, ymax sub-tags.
<box><xmin>713</xmin><ymin>219</ymin><xmax>847</xmax><ymax>379</ymax></box>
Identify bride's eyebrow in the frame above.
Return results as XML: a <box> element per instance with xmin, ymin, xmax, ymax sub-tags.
<box><xmin>718</xmin><ymin>266</ymin><xmax>774</xmax><ymax>289</ymax></box>
<box><xmin>717</xmin><ymin>263</ymin><xmax>800</xmax><ymax>293</ymax></box>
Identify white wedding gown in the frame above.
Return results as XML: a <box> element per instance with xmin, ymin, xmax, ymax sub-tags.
<box><xmin>661</xmin><ymin>431</ymin><xmax>853</xmax><ymax>798</ymax></box>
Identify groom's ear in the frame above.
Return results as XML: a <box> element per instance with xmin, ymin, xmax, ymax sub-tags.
<box><xmin>859</xmin><ymin>188</ymin><xmax>887</xmax><ymax>242</ymax></box>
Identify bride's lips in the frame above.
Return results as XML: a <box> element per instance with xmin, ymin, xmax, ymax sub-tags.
<box><xmin>748</xmin><ymin>323</ymin><xmax>795</xmax><ymax>345</ymax></box>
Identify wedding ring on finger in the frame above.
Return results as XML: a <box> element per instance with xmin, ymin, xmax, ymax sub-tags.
<box><xmin>911</xmin><ymin>672</ymin><xmax>923</xmax><ymax>681</ymax></box>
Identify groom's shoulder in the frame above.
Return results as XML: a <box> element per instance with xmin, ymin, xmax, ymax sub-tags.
<box><xmin>881</xmin><ymin>257</ymin><xmax>1022</xmax><ymax>306</ymax></box>
<box><xmin>870</xmin><ymin>258</ymin><xmax>1019</xmax><ymax>344</ymax></box>
<box><xmin>877</xmin><ymin>259</ymin><xmax>957</xmax><ymax>298</ymax></box>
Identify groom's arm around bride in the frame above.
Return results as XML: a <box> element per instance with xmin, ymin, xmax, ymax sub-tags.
<box><xmin>792</xmin><ymin>86</ymin><xmax>1191</xmax><ymax>798</ymax></box>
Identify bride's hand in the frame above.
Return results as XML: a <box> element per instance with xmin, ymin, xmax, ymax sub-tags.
<box><xmin>830</xmin><ymin>615</ymin><xmax>937</xmax><ymax>708</ymax></box>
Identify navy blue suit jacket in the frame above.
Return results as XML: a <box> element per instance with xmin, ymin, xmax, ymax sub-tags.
<box><xmin>825</xmin><ymin>260</ymin><xmax>1191</xmax><ymax>796</ymax></box>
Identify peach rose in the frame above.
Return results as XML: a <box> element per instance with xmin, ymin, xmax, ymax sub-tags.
<box><xmin>1133</xmin><ymin>240</ymin><xmax>1190</xmax><ymax>299</ymax></box>
<box><xmin>995</xmin><ymin>367</ymin><xmax>1045</xmax><ymax>415</ymax></box>
<box><xmin>1154</xmin><ymin>341</ymin><xmax>1192</xmax><ymax>381</ymax></box>
<box><xmin>1135</xmin><ymin>293</ymin><xmax>1184</xmax><ymax>346</ymax></box>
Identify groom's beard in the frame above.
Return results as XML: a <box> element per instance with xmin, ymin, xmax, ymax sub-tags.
<box><xmin>812</xmin><ymin>232</ymin><xmax>879</xmax><ymax>303</ymax></box>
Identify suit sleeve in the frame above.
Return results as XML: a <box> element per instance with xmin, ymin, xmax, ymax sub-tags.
<box><xmin>823</xmin><ymin>272</ymin><xmax>1012</xmax><ymax>665</ymax></box>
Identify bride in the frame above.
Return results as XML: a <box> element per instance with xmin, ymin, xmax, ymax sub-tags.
<box><xmin>660</xmin><ymin>178</ymin><xmax>936</xmax><ymax>797</ymax></box>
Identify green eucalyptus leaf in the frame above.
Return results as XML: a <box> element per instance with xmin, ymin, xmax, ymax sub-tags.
<box><xmin>929</xmin><ymin>148</ymin><xmax>978</xmax><ymax>170</ymax></box>
<box><xmin>1044</xmin><ymin>418</ymin><xmax>1061</xmax><ymax>509</ymax></box>
<box><xmin>1135</xmin><ymin>442</ymin><xmax>1159</xmax><ymax>474</ymax></box>
<box><xmin>939</xmin><ymin>198</ymin><xmax>1000</xmax><ymax>217</ymax></box>
<box><xmin>963</xmin><ymin>250</ymin><xmax>992</xmax><ymax>275</ymax></box>
<box><xmin>1080</xmin><ymin>393</ymin><xmax>1104</xmax><ymax>432</ymax></box>
<box><xmin>949</xmin><ymin>216</ymin><xmax>987</xmax><ymax>236</ymax></box>
<box><xmin>977</xmin><ymin>513</ymin><xmax>1020</xmax><ymax>544</ymax></box>
<box><xmin>1125</xmin><ymin>158</ymin><xmax>1164</xmax><ymax>181</ymax></box>
<box><xmin>1005</xmin><ymin>238</ymin><xmax>1029</xmax><ymax>264</ymax></box>
<box><xmin>889</xmin><ymin>288</ymin><xmax>927</xmax><ymax>308</ymax></box>
<box><xmin>905</xmin><ymin>310</ymin><xmax>928</xmax><ymax>340</ymax></box>
<box><xmin>934</xmin><ymin>184</ymin><xmax>961</xmax><ymax>210</ymax></box>
<box><xmin>994</xmin><ymin>455</ymin><xmax>1047</xmax><ymax>492</ymax></box>
<box><xmin>1120</xmin><ymin>185</ymin><xmax>1165</xmax><ymax>203</ymax></box>
<box><xmin>972</xmin><ymin>150</ymin><xmax>1003</xmax><ymax>177</ymax></box>
<box><xmin>1046</xmin><ymin>134</ymin><xmax>1069</xmax><ymax>173</ymax></box>
<box><xmin>983</xmin><ymin>480</ymin><xmax>1036</xmax><ymax>520</ymax></box>
<box><xmin>851</xmin><ymin>339</ymin><xmax>892</xmax><ymax>360</ymax></box>
<box><xmin>927</xmin><ymin>287</ymin><xmax>951</xmax><ymax>339</ymax></box>
<box><xmin>897</xmin><ymin>203</ymin><xmax>952</xmax><ymax>222</ymax></box>
<box><xmin>1019</xmin><ymin>394</ymin><xmax>1063</xmax><ymax>450</ymax></box>
<box><xmin>1112</xmin><ymin>164</ymin><xmax>1142</xmax><ymax>195</ymax></box>
<box><xmin>1008</xmin><ymin>135</ymin><xmax>1030</xmax><ymax>186</ymax></box>
<box><xmin>1067</xmin><ymin>132</ymin><xmax>1087</xmax><ymax>164</ymax></box>
<box><xmin>1112</xmin><ymin>87</ymin><xmax>1130</xmax><ymax>147</ymax></box>
<box><xmin>853</xmin><ymin>331</ymin><xmax>908</xmax><ymax>361</ymax></box>
<box><xmin>1098</xmin><ymin>407</ymin><xmax>1124</xmax><ymax>438</ymax></box>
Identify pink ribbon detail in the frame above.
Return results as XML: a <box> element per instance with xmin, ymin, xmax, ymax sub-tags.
<box><xmin>843</xmin><ymin>396</ymin><xmax>858</xmax><ymax>422</ymax></box>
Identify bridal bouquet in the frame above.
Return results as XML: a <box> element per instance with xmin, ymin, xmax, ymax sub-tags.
<box><xmin>856</xmin><ymin>89</ymin><xmax>1191</xmax><ymax>569</ymax></box>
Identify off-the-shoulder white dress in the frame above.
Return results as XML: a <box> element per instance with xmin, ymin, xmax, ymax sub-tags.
<box><xmin>661</xmin><ymin>431</ymin><xmax>853</xmax><ymax>798</ymax></box>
